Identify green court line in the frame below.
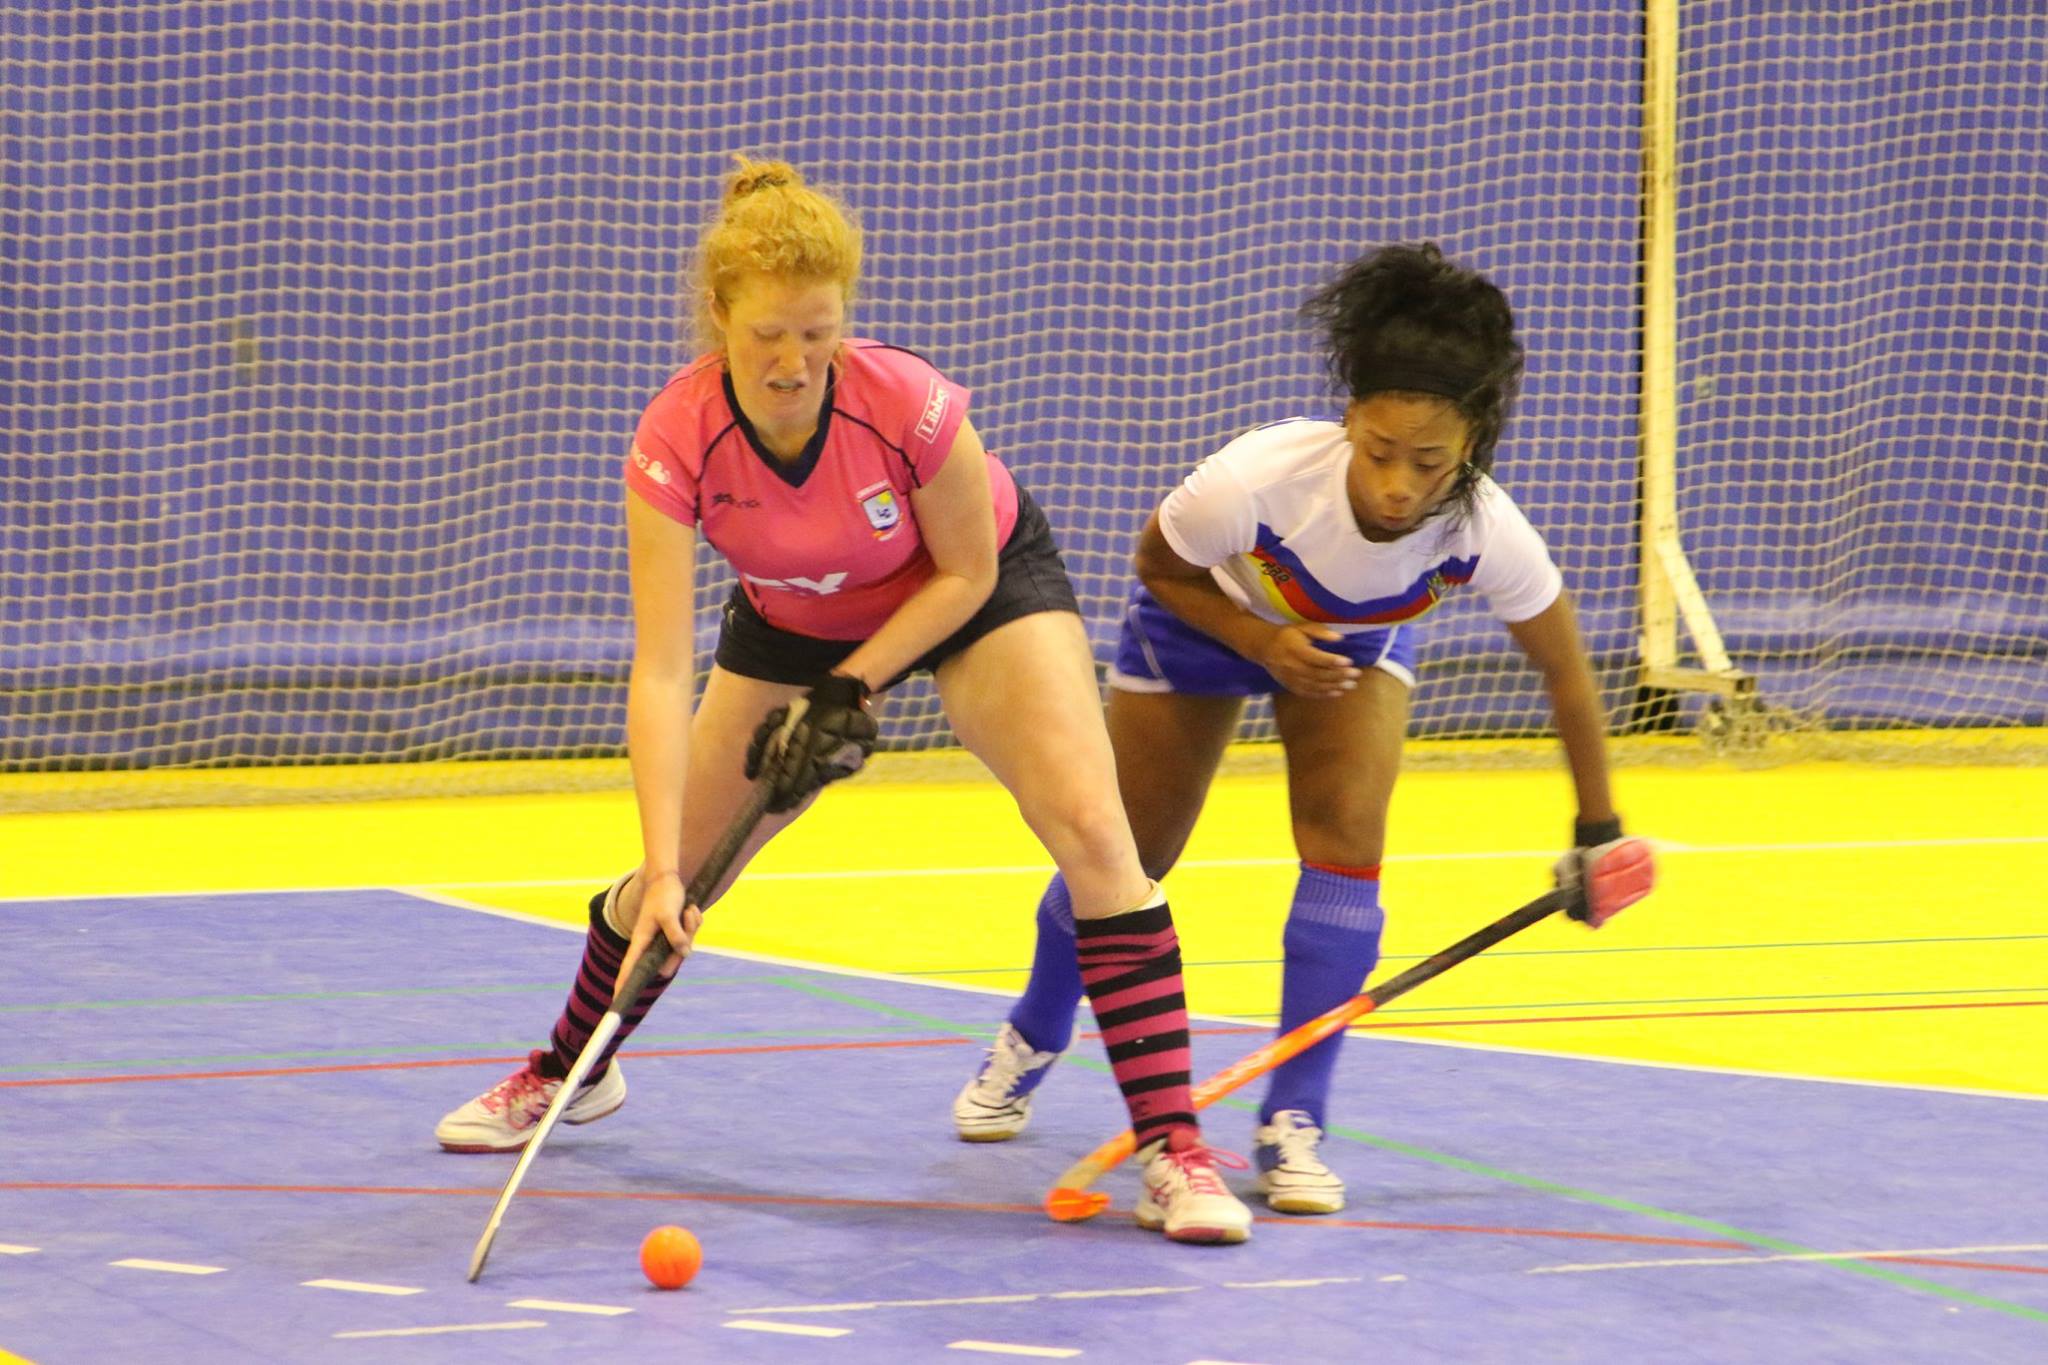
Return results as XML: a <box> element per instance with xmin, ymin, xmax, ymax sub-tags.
<box><xmin>0</xmin><ymin>984</ymin><xmax>559</xmax><ymax>1015</ymax></box>
<box><xmin>895</xmin><ymin>932</ymin><xmax>2048</xmax><ymax>976</ymax></box>
<box><xmin>0</xmin><ymin>1023</ymin><xmax>931</xmax><ymax>1076</ymax></box>
<box><xmin>1305</xmin><ymin>1105</ymin><xmax>2048</xmax><ymax>1325</ymax></box>
<box><xmin>1212</xmin><ymin>983</ymin><xmax>2048</xmax><ymax>1020</ymax></box>
<box><xmin>0</xmin><ymin>976</ymin><xmax>792</xmax><ymax>1016</ymax></box>
<box><xmin>774</xmin><ymin>980</ymin><xmax>1006</xmax><ymax>1040</ymax></box>
<box><xmin>775</xmin><ymin>978</ymin><xmax>2048</xmax><ymax>1325</ymax></box>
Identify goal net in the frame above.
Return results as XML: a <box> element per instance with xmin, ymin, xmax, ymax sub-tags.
<box><xmin>1665</xmin><ymin>3</ymin><xmax>2046</xmax><ymax>756</ymax></box>
<box><xmin>3</xmin><ymin>3</ymin><xmax>2041</xmax><ymax>809</ymax></box>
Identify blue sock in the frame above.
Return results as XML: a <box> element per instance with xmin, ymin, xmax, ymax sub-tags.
<box><xmin>1007</xmin><ymin>874</ymin><xmax>1086</xmax><ymax>1053</ymax></box>
<box><xmin>1260</xmin><ymin>863</ymin><xmax>1384</xmax><ymax>1127</ymax></box>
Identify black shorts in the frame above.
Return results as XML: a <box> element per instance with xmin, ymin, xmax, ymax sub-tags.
<box><xmin>713</xmin><ymin>484</ymin><xmax>1082</xmax><ymax>688</ymax></box>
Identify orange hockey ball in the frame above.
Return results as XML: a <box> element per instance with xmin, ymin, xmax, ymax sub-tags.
<box><xmin>640</xmin><ymin>1224</ymin><xmax>702</xmax><ymax>1290</ymax></box>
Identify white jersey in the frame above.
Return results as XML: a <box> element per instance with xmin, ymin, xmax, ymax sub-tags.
<box><xmin>1157</xmin><ymin>419</ymin><xmax>1562</xmax><ymax>632</ymax></box>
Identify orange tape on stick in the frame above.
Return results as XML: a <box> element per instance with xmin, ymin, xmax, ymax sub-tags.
<box><xmin>1043</xmin><ymin>887</ymin><xmax>1575</xmax><ymax>1222</ymax></box>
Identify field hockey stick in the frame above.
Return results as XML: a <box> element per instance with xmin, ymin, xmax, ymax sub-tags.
<box><xmin>466</xmin><ymin>707</ymin><xmax>807</xmax><ymax>1281</ymax></box>
<box><xmin>1044</xmin><ymin>885</ymin><xmax>1576</xmax><ymax>1222</ymax></box>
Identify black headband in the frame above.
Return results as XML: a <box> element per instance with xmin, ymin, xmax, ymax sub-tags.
<box><xmin>1354</xmin><ymin>356</ymin><xmax>1496</xmax><ymax>404</ymax></box>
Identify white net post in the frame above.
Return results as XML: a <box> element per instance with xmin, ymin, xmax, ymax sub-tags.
<box><xmin>1670</xmin><ymin>4</ymin><xmax>2048</xmax><ymax>758</ymax></box>
<box><xmin>1636</xmin><ymin>0</ymin><xmax>1755</xmax><ymax>743</ymax></box>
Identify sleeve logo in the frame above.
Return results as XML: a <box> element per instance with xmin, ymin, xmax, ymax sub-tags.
<box><xmin>914</xmin><ymin>379</ymin><xmax>949</xmax><ymax>442</ymax></box>
<box><xmin>630</xmin><ymin>441</ymin><xmax>672</xmax><ymax>486</ymax></box>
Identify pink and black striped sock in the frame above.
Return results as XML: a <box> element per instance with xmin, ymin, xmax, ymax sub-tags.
<box><xmin>533</xmin><ymin>879</ymin><xmax>674</xmax><ymax>1082</ymax></box>
<box><xmin>1074</xmin><ymin>890</ymin><xmax>1198</xmax><ymax>1152</ymax></box>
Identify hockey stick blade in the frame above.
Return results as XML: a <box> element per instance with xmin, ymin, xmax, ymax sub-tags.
<box><xmin>466</xmin><ymin>777</ymin><xmax>779</xmax><ymax>1280</ymax></box>
<box><xmin>1044</xmin><ymin>887</ymin><xmax>1574</xmax><ymax>1222</ymax></box>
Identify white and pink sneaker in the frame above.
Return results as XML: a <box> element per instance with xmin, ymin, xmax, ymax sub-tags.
<box><xmin>1135</xmin><ymin>1131</ymin><xmax>1253</xmax><ymax>1244</ymax></box>
<box><xmin>434</xmin><ymin>1051</ymin><xmax>626</xmax><ymax>1152</ymax></box>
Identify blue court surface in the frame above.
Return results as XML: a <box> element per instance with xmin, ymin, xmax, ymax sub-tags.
<box><xmin>3</xmin><ymin>891</ymin><xmax>2045</xmax><ymax>1364</ymax></box>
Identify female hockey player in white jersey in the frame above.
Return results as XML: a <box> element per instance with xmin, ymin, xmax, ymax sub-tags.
<box><xmin>953</xmin><ymin>242</ymin><xmax>1653</xmax><ymax>1214</ymax></box>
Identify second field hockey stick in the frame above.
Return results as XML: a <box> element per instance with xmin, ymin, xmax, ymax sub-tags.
<box><xmin>466</xmin><ymin>708</ymin><xmax>805</xmax><ymax>1281</ymax></box>
<box><xmin>1043</xmin><ymin>885</ymin><xmax>1575</xmax><ymax>1222</ymax></box>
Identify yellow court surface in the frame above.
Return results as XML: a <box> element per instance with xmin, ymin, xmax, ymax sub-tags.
<box><xmin>7</xmin><ymin>753</ymin><xmax>2044</xmax><ymax>1100</ymax></box>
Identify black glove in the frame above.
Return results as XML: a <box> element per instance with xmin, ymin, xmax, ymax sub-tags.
<box><xmin>744</xmin><ymin>673</ymin><xmax>878</xmax><ymax>813</ymax></box>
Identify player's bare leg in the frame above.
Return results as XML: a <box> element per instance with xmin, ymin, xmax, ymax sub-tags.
<box><xmin>954</xmin><ymin>687</ymin><xmax>1239</xmax><ymax>1139</ymax></box>
<box><xmin>940</xmin><ymin>611</ymin><xmax>1249</xmax><ymax>1242</ymax></box>
<box><xmin>1108</xmin><ymin>688</ymin><xmax>1244</xmax><ymax>880</ymax></box>
<box><xmin>436</xmin><ymin>667</ymin><xmax>810</xmax><ymax>1153</ymax></box>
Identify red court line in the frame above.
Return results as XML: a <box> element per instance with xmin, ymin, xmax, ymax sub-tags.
<box><xmin>13</xmin><ymin>1180</ymin><xmax>2044</xmax><ymax>1279</ymax></box>
<box><xmin>18</xmin><ymin>997</ymin><xmax>2048</xmax><ymax>1090</ymax></box>
<box><xmin>0</xmin><ymin>1036</ymin><xmax>975</xmax><ymax>1089</ymax></box>
<box><xmin>1250</xmin><ymin>1215</ymin><xmax>1742</xmax><ymax>1249</ymax></box>
<box><xmin>1878</xmin><ymin>1257</ymin><xmax>2048</xmax><ymax>1277</ymax></box>
<box><xmin>0</xmin><ymin>1180</ymin><xmax>1748</xmax><ymax>1250</ymax></box>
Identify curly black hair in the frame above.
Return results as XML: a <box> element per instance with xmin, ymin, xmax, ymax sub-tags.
<box><xmin>1301</xmin><ymin>243</ymin><xmax>1524</xmax><ymax>520</ymax></box>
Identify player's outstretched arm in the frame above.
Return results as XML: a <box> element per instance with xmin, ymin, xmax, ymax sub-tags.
<box><xmin>620</xmin><ymin>488</ymin><xmax>701</xmax><ymax>985</ymax></box>
<box><xmin>1504</xmin><ymin>592</ymin><xmax>1654</xmax><ymax>925</ymax></box>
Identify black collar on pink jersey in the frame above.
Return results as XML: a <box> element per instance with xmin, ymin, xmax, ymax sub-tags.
<box><xmin>721</xmin><ymin>366</ymin><xmax>837</xmax><ymax>489</ymax></box>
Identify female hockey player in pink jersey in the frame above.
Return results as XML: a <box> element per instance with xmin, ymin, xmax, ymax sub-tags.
<box><xmin>435</xmin><ymin>159</ymin><xmax>1251</xmax><ymax>1244</ymax></box>
<box><xmin>955</xmin><ymin>243</ymin><xmax>1654</xmax><ymax>1215</ymax></box>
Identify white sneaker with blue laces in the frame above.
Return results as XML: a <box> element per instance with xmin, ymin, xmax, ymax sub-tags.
<box><xmin>1253</xmin><ymin>1108</ymin><xmax>1346</xmax><ymax>1214</ymax></box>
<box><xmin>952</xmin><ymin>1022</ymin><xmax>1062</xmax><ymax>1141</ymax></box>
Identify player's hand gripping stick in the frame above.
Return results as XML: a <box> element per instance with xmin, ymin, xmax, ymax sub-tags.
<box><xmin>466</xmin><ymin>704</ymin><xmax>804</xmax><ymax>1281</ymax></box>
<box><xmin>1555</xmin><ymin>816</ymin><xmax>1656</xmax><ymax>928</ymax></box>
<box><xmin>745</xmin><ymin>672</ymin><xmax>877</xmax><ymax>814</ymax></box>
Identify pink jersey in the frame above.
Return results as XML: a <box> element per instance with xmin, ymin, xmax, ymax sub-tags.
<box><xmin>624</xmin><ymin>340</ymin><xmax>1020</xmax><ymax>640</ymax></box>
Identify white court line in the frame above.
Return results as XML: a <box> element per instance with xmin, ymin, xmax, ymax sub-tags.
<box><xmin>334</xmin><ymin>1320</ymin><xmax>546</xmax><ymax>1339</ymax></box>
<box><xmin>35</xmin><ymin>872</ymin><xmax>2042</xmax><ymax>1110</ymax></box>
<box><xmin>654</xmin><ymin>938</ymin><xmax>2048</xmax><ymax>1107</ymax></box>
<box><xmin>507</xmin><ymin>1298</ymin><xmax>634</xmax><ymax>1316</ymax></box>
<box><xmin>395</xmin><ymin>833</ymin><xmax>2048</xmax><ymax>889</ymax></box>
<box><xmin>13</xmin><ymin>832</ymin><xmax>2044</xmax><ymax>906</ymax></box>
<box><xmin>0</xmin><ymin>1244</ymin><xmax>39</xmax><ymax>1255</ymax></box>
<box><xmin>394</xmin><ymin>887</ymin><xmax>563</xmax><ymax>927</ymax></box>
<box><xmin>723</xmin><ymin>1319</ymin><xmax>852</xmax><ymax>1338</ymax></box>
<box><xmin>1529</xmin><ymin>1242</ymin><xmax>2048</xmax><ymax>1275</ymax></box>
<box><xmin>737</xmin><ymin>1278</ymin><xmax>1355</xmax><ymax>1316</ymax></box>
<box><xmin>110</xmin><ymin>1258</ymin><xmax>225</xmax><ymax>1275</ymax></box>
<box><xmin>301</xmin><ymin>1277</ymin><xmax>422</xmax><ymax>1295</ymax></box>
<box><xmin>948</xmin><ymin>1344</ymin><xmax>1081</xmax><ymax>1360</ymax></box>
<box><xmin>1356</xmin><ymin>1036</ymin><xmax>2048</xmax><ymax>1106</ymax></box>
<box><xmin>738</xmin><ymin>1292</ymin><xmax>1044</xmax><ymax>1314</ymax></box>
<box><xmin>391</xmin><ymin>891</ymin><xmax>2048</xmax><ymax>1109</ymax></box>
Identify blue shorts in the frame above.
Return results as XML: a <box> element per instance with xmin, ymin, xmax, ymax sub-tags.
<box><xmin>1106</xmin><ymin>587</ymin><xmax>1418</xmax><ymax>696</ymax></box>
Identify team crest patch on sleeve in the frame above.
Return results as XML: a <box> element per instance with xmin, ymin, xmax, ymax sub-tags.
<box><xmin>857</xmin><ymin>482</ymin><xmax>903</xmax><ymax>538</ymax></box>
